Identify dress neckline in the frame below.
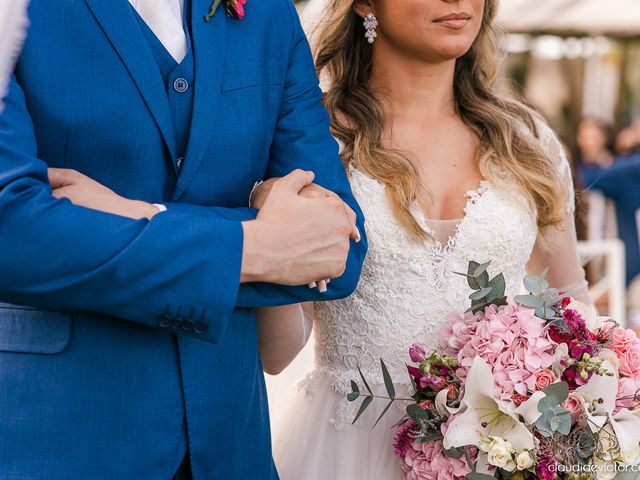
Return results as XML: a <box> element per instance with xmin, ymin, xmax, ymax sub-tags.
<box><xmin>349</xmin><ymin>165</ymin><xmax>490</xmax><ymax>250</ymax></box>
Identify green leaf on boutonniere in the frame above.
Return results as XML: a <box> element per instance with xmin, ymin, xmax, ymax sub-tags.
<box><xmin>205</xmin><ymin>0</ymin><xmax>223</xmax><ymax>21</ymax></box>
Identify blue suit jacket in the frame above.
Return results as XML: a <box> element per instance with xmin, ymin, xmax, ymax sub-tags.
<box><xmin>0</xmin><ymin>0</ymin><xmax>367</xmax><ymax>478</ymax></box>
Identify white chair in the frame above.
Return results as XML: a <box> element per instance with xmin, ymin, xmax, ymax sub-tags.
<box><xmin>580</xmin><ymin>191</ymin><xmax>626</xmax><ymax>324</ymax></box>
<box><xmin>577</xmin><ymin>239</ymin><xmax>627</xmax><ymax>325</ymax></box>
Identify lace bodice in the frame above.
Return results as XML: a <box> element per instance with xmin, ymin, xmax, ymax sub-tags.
<box><xmin>299</xmin><ymin>122</ymin><xmax>588</xmax><ymax>429</ymax></box>
<box><xmin>313</xmin><ymin>169</ymin><xmax>537</xmax><ymax>387</ymax></box>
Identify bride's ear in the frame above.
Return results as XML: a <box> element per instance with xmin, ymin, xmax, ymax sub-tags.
<box><xmin>353</xmin><ymin>0</ymin><xmax>375</xmax><ymax>20</ymax></box>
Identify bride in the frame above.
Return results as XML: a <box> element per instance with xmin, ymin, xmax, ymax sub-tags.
<box><xmin>260</xmin><ymin>0</ymin><xmax>590</xmax><ymax>478</ymax></box>
<box><xmin>48</xmin><ymin>0</ymin><xmax>591</xmax><ymax>477</ymax></box>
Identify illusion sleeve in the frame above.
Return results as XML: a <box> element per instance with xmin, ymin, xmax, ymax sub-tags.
<box><xmin>526</xmin><ymin>124</ymin><xmax>592</xmax><ymax>303</ymax></box>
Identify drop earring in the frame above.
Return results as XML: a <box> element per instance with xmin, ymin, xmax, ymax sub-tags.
<box><xmin>364</xmin><ymin>13</ymin><xmax>378</xmax><ymax>44</ymax></box>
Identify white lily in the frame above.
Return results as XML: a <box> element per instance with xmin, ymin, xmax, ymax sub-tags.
<box><xmin>575</xmin><ymin>361</ymin><xmax>640</xmax><ymax>454</ymax></box>
<box><xmin>443</xmin><ymin>357</ymin><xmax>537</xmax><ymax>451</ymax></box>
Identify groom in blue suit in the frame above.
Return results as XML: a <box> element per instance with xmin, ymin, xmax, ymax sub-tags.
<box><xmin>0</xmin><ymin>0</ymin><xmax>367</xmax><ymax>478</ymax></box>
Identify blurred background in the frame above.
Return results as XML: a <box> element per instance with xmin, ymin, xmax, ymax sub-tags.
<box><xmin>293</xmin><ymin>0</ymin><xmax>640</xmax><ymax>330</ymax></box>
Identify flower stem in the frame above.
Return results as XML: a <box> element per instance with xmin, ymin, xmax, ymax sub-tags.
<box><xmin>205</xmin><ymin>0</ymin><xmax>223</xmax><ymax>21</ymax></box>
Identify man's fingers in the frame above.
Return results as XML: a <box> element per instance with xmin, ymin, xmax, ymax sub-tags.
<box><xmin>276</xmin><ymin>169</ymin><xmax>315</xmax><ymax>194</ymax></box>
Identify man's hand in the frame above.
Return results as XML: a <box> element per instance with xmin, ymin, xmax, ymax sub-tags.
<box><xmin>48</xmin><ymin>168</ymin><xmax>159</xmax><ymax>220</ymax></box>
<box><xmin>241</xmin><ymin>170</ymin><xmax>360</xmax><ymax>286</ymax></box>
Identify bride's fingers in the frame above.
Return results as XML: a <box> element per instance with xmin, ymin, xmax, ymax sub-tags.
<box><xmin>317</xmin><ymin>280</ymin><xmax>328</xmax><ymax>293</ymax></box>
<box><xmin>48</xmin><ymin>168</ymin><xmax>81</xmax><ymax>188</ymax></box>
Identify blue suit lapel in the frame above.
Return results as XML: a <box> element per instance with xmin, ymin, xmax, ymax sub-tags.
<box><xmin>173</xmin><ymin>1</ymin><xmax>227</xmax><ymax>201</ymax></box>
<box><xmin>84</xmin><ymin>0</ymin><xmax>178</xmax><ymax>163</ymax></box>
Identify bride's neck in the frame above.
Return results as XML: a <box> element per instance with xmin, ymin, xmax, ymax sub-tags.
<box><xmin>368</xmin><ymin>47</ymin><xmax>457</xmax><ymax>123</ymax></box>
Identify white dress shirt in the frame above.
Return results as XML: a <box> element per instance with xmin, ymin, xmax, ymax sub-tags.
<box><xmin>129</xmin><ymin>0</ymin><xmax>187</xmax><ymax>63</ymax></box>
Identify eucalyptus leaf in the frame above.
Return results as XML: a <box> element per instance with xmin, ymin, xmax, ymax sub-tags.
<box><xmin>514</xmin><ymin>295</ymin><xmax>542</xmax><ymax>308</ymax></box>
<box><xmin>476</xmin><ymin>270</ymin><xmax>490</xmax><ymax>288</ymax></box>
<box><xmin>556</xmin><ymin>413</ymin><xmax>572</xmax><ymax>435</ymax></box>
<box><xmin>550</xmin><ymin>415</ymin><xmax>560</xmax><ymax>431</ymax></box>
<box><xmin>537</xmin><ymin>395</ymin><xmax>561</xmax><ymax>413</ymax></box>
<box><xmin>358</xmin><ymin>366</ymin><xmax>373</xmax><ymax>395</ymax></box>
<box><xmin>347</xmin><ymin>392</ymin><xmax>360</xmax><ymax>402</ymax></box>
<box><xmin>372</xmin><ymin>400</ymin><xmax>395</xmax><ymax>428</ymax></box>
<box><xmin>487</xmin><ymin>273</ymin><xmax>506</xmax><ymax>299</ymax></box>
<box><xmin>542</xmin><ymin>382</ymin><xmax>569</xmax><ymax>403</ymax></box>
<box><xmin>380</xmin><ymin>359</ymin><xmax>395</xmax><ymax>399</ymax></box>
<box><xmin>470</xmin><ymin>288</ymin><xmax>493</xmax><ymax>301</ymax></box>
<box><xmin>350</xmin><ymin>380</ymin><xmax>360</xmax><ymax>395</ymax></box>
<box><xmin>523</xmin><ymin>275</ymin><xmax>545</xmax><ymax>294</ymax></box>
<box><xmin>352</xmin><ymin>395</ymin><xmax>373</xmax><ymax>425</ymax></box>
<box><xmin>473</xmin><ymin>261</ymin><xmax>492</xmax><ymax>277</ymax></box>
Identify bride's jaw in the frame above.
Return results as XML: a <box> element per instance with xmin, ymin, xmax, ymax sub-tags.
<box><xmin>358</xmin><ymin>0</ymin><xmax>485</xmax><ymax>64</ymax></box>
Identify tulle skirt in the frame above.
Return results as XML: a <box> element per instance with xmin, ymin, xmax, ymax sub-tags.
<box><xmin>272</xmin><ymin>373</ymin><xmax>405</xmax><ymax>480</ymax></box>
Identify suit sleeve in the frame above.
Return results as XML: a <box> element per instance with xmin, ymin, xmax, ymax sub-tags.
<box><xmin>0</xmin><ymin>74</ymin><xmax>244</xmax><ymax>343</ymax></box>
<box><xmin>234</xmin><ymin>0</ymin><xmax>367</xmax><ymax>308</ymax></box>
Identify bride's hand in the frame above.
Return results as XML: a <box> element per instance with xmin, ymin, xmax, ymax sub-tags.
<box><xmin>48</xmin><ymin>168</ymin><xmax>160</xmax><ymax>220</ymax></box>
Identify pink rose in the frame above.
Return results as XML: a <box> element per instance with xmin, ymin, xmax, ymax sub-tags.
<box><xmin>617</xmin><ymin>377</ymin><xmax>640</xmax><ymax>410</ymax></box>
<box><xmin>562</xmin><ymin>393</ymin><xmax>585</xmax><ymax>424</ymax></box>
<box><xmin>611</xmin><ymin>327</ymin><xmax>637</xmax><ymax>353</ymax></box>
<box><xmin>525</xmin><ymin>369</ymin><xmax>557</xmax><ymax>391</ymax></box>
<box><xmin>619</xmin><ymin>344</ymin><xmax>640</xmax><ymax>378</ymax></box>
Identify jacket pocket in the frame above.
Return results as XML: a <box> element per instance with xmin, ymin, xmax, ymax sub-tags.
<box><xmin>221</xmin><ymin>67</ymin><xmax>284</xmax><ymax>93</ymax></box>
<box><xmin>0</xmin><ymin>302</ymin><xmax>72</xmax><ymax>354</ymax></box>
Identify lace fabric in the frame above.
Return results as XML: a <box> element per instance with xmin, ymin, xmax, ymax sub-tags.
<box><xmin>301</xmin><ymin>121</ymin><xmax>589</xmax><ymax>430</ymax></box>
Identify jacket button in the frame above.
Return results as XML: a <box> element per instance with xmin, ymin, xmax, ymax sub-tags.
<box><xmin>170</xmin><ymin>318</ymin><xmax>183</xmax><ymax>330</ymax></box>
<box><xmin>182</xmin><ymin>319</ymin><xmax>195</xmax><ymax>332</ymax></box>
<box><xmin>194</xmin><ymin>321</ymin><xmax>208</xmax><ymax>334</ymax></box>
<box><xmin>157</xmin><ymin>314</ymin><xmax>171</xmax><ymax>328</ymax></box>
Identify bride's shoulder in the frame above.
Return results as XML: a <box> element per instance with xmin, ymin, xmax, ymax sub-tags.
<box><xmin>516</xmin><ymin>112</ymin><xmax>570</xmax><ymax>175</ymax></box>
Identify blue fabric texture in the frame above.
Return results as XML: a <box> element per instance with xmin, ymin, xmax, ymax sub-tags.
<box><xmin>0</xmin><ymin>0</ymin><xmax>368</xmax><ymax>478</ymax></box>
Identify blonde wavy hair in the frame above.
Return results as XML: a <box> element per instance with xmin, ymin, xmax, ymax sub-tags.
<box><xmin>313</xmin><ymin>0</ymin><xmax>566</xmax><ymax>238</ymax></box>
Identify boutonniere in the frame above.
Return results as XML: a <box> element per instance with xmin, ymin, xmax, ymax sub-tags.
<box><xmin>205</xmin><ymin>0</ymin><xmax>247</xmax><ymax>21</ymax></box>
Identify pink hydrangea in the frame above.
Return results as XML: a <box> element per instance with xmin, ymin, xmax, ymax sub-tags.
<box><xmin>400</xmin><ymin>438</ymin><xmax>472</xmax><ymax>480</ymax></box>
<box><xmin>441</xmin><ymin>301</ymin><xmax>556</xmax><ymax>400</ymax></box>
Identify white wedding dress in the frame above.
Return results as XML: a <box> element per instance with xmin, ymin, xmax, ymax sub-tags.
<box><xmin>272</xmin><ymin>123</ymin><xmax>590</xmax><ymax>480</ymax></box>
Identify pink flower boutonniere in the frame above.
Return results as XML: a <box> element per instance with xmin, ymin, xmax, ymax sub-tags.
<box><xmin>205</xmin><ymin>0</ymin><xmax>247</xmax><ymax>21</ymax></box>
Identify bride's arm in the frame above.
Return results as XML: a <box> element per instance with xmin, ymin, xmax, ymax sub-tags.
<box><xmin>527</xmin><ymin>127</ymin><xmax>591</xmax><ymax>303</ymax></box>
<box><xmin>257</xmin><ymin>302</ymin><xmax>315</xmax><ymax>375</ymax></box>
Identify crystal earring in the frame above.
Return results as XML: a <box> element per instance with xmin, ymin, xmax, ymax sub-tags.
<box><xmin>364</xmin><ymin>13</ymin><xmax>378</xmax><ymax>44</ymax></box>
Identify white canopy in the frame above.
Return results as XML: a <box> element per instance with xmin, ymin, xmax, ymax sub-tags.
<box><xmin>497</xmin><ymin>0</ymin><xmax>640</xmax><ymax>38</ymax></box>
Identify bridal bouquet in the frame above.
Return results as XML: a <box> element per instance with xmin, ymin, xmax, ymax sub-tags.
<box><xmin>349</xmin><ymin>262</ymin><xmax>640</xmax><ymax>480</ymax></box>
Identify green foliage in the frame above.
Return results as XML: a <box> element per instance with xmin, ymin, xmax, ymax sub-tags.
<box><xmin>454</xmin><ymin>261</ymin><xmax>507</xmax><ymax>313</ymax></box>
<box><xmin>535</xmin><ymin>382</ymin><xmax>572</xmax><ymax>436</ymax></box>
<box><xmin>514</xmin><ymin>269</ymin><xmax>565</xmax><ymax>320</ymax></box>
